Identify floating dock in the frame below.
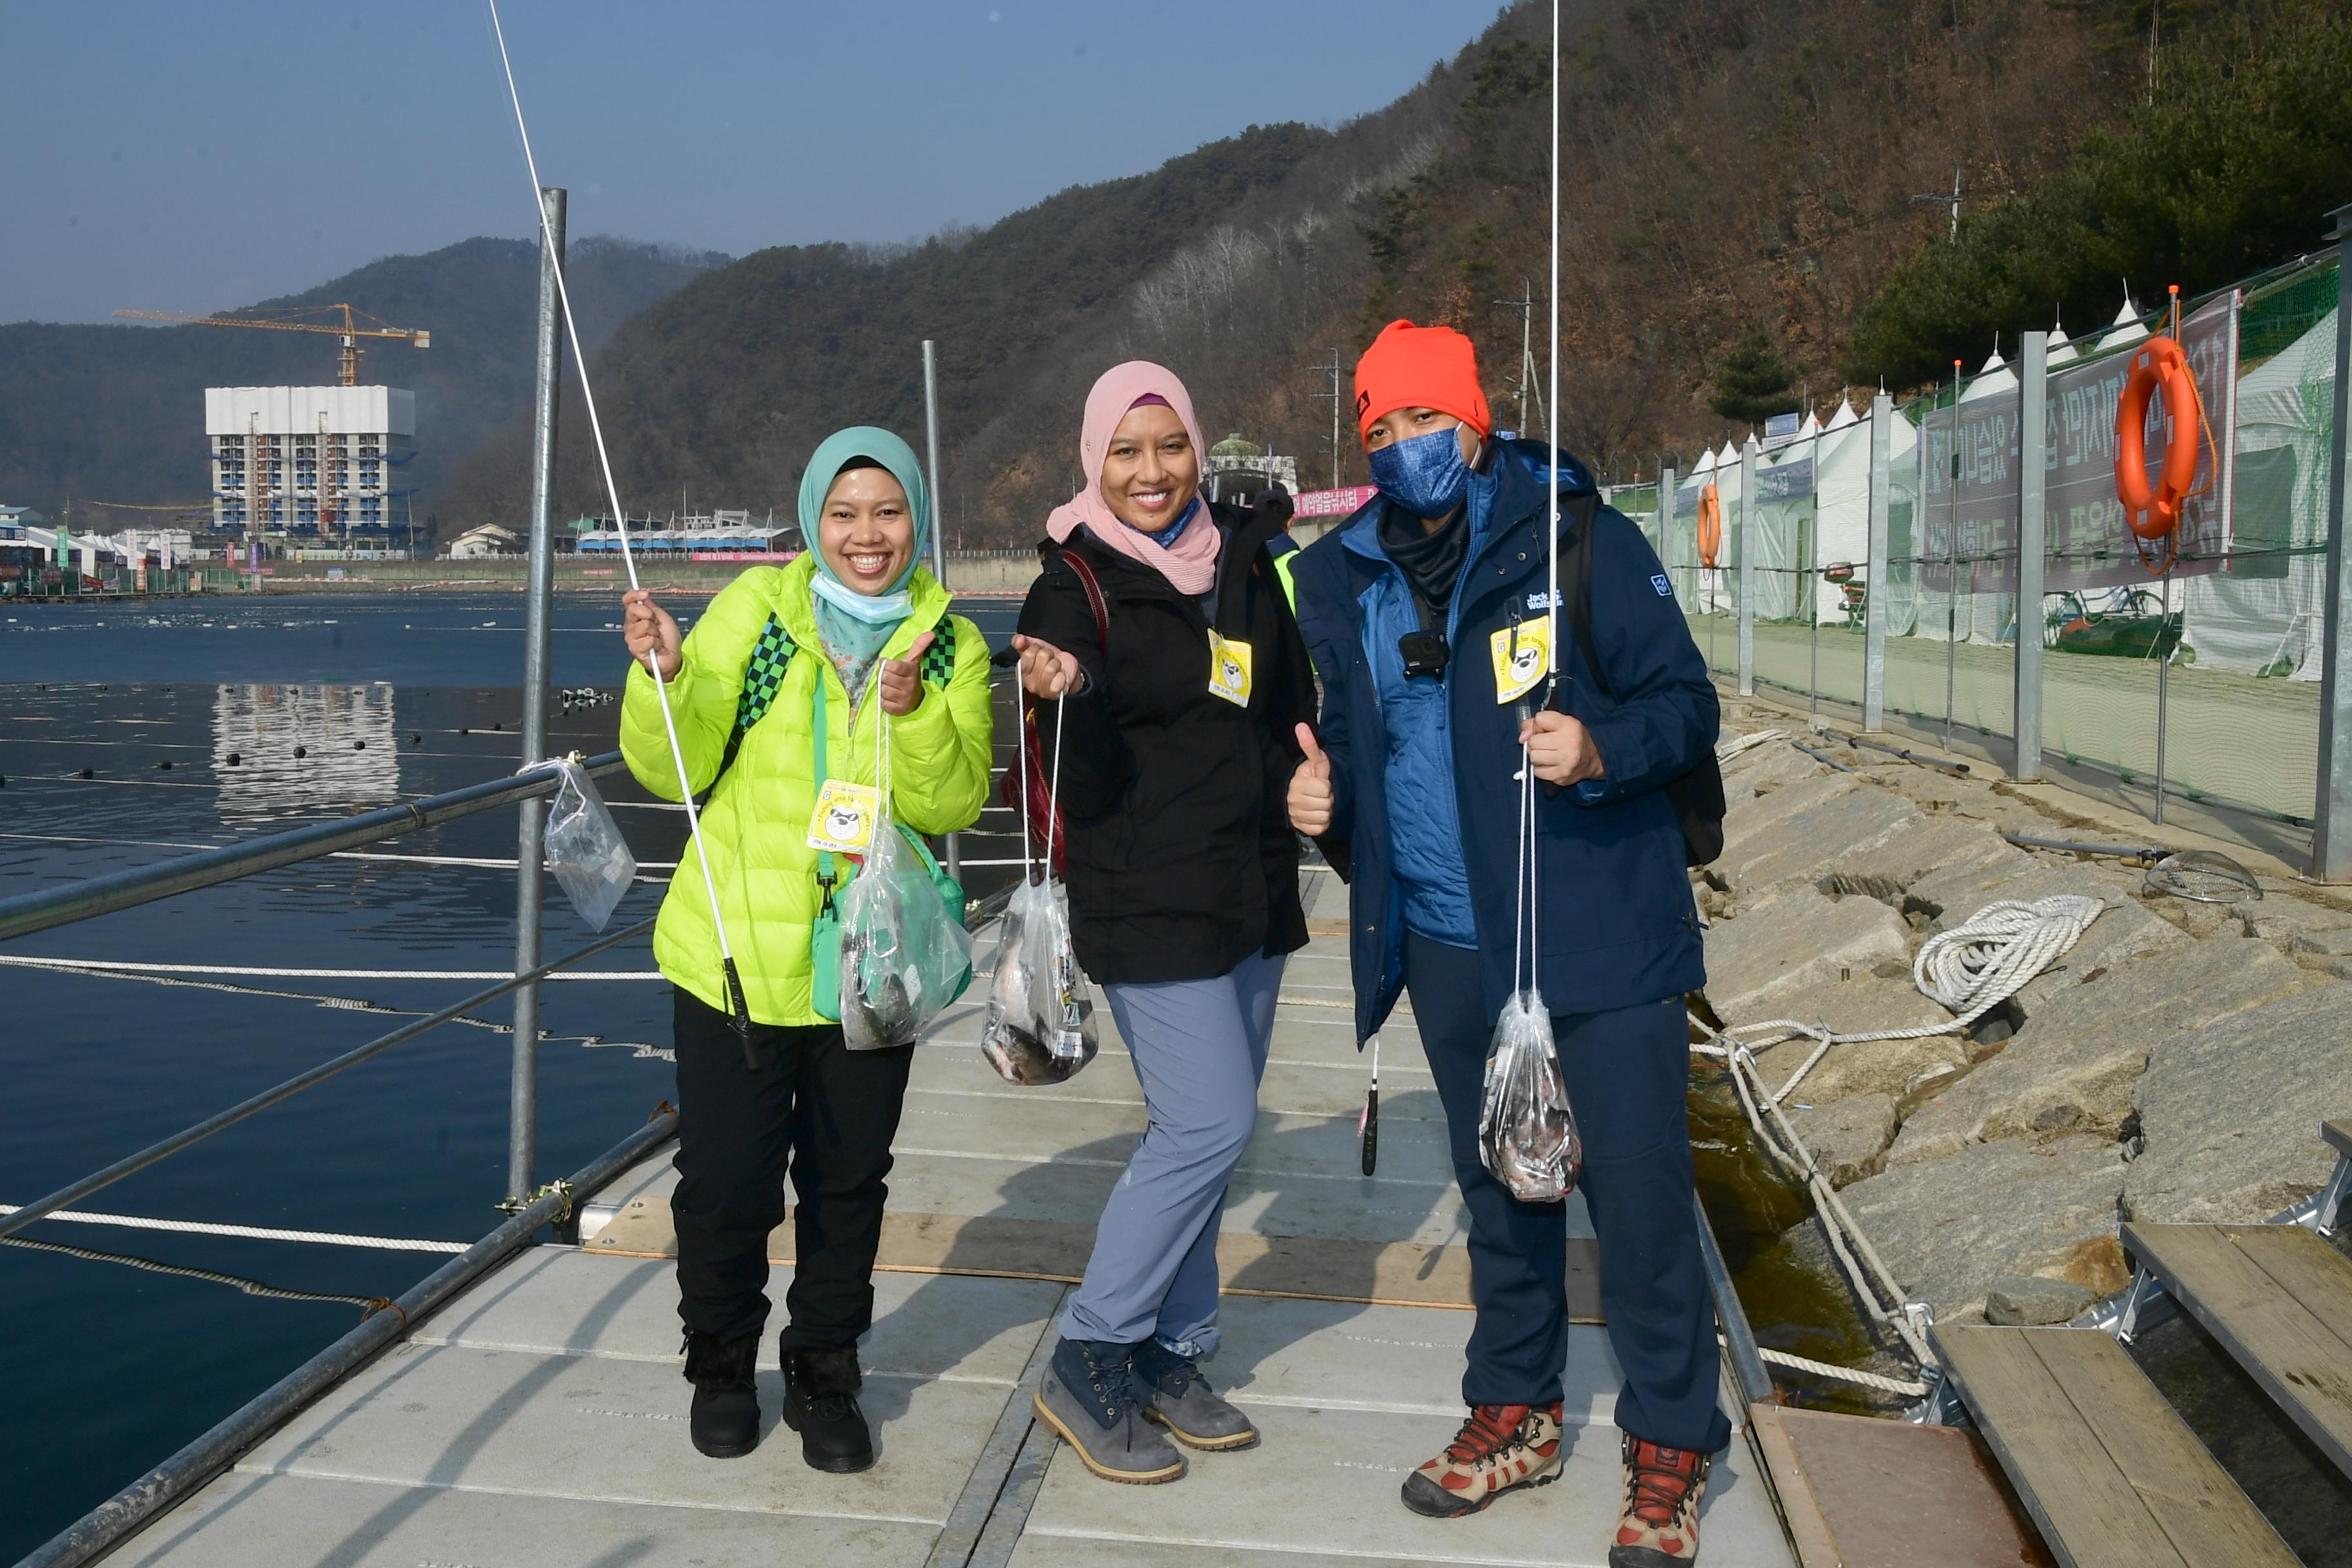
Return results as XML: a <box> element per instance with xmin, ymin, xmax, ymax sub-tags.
<box><xmin>101</xmin><ymin>878</ymin><xmax>1799</xmax><ymax>1568</ymax></box>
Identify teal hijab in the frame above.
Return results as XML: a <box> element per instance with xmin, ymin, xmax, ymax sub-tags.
<box><xmin>797</xmin><ymin>426</ymin><xmax>932</xmax><ymax>703</ymax></box>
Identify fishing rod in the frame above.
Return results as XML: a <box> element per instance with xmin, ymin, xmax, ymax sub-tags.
<box><xmin>487</xmin><ymin>0</ymin><xmax>754</xmax><ymax>1052</ymax></box>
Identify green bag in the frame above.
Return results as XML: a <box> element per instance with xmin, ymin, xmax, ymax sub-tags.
<box><xmin>808</xmin><ymin>674</ymin><xmax>968</xmax><ymax>1024</ymax></box>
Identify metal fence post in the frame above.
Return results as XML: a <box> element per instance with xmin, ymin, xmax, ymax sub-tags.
<box><xmin>1660</xmin><ymin>461</ymin><xmax>1677</xmax><ymax>600</ymax></box>
<box><xmin>921</xmin><ymin>338</ymin><xmax>962</xmax><ymax>890</ymax></box>
<box><xmin>1738</xmin><ymin>435</ymin><xmax>1758</xmax><ymax>696</ymax></box>
<box><xmin>509</xmin><ymin>184</ymin><xmax>564</xmax><ymax>1208</ymax></box>
<box><xmin>2313</xmin><ymin>205</ymin><xmax>2352</xmax><ymax>881</ymax></box>
<box><xmin>2015</xmin><ymin>331</ymin><xmax>2048</xmax><ymax>780</ymax></box>
<box><xmin>1864</xmin><ymin>394</ymin><xmax>1892</xmax><ymax>730</ymax></box>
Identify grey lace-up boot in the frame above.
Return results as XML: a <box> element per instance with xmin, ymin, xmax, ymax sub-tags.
<box><xmin>1132</xmin><ymin>1337</ymin><xmax>1259</xmax><ymax>1451</ymax></box>
<box><xmin>1032</xmin><ymin>1336</ymin><xmax>1186</xmax><ymax>1484</ymax></box>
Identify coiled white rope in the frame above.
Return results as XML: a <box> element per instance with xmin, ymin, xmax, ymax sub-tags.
<box><xmin>1723</xmin><ymin>894</ymin><xmax>2106</xmax><ymax>1104</ymax></box>
<box><xmin>1715</xmin><ymin>727</ymin><xmax>1786</xmax><ymax>763</ymax></box>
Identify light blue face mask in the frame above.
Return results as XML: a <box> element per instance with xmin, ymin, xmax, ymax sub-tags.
<box><xmin>1367</xmin><ymin>424</ymin><xmax>1475</xmax><ymax>519</ymax></box>
<box><xmin>809</xmin><ymin>569</ymin><xmax>911</xmax><ymax>624</ymax></box>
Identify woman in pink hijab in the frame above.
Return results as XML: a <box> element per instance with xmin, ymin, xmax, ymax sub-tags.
<box><xmin>1011</xmin><ymin>362</ymin><xmax>1317</xmax><ymax>1485</ymax></box>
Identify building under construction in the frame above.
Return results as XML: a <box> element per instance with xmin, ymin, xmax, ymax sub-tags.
<box><xmin>206</xmin><ymin>385</ymin><xmax>416</xmax><ymax>547</ymax></box>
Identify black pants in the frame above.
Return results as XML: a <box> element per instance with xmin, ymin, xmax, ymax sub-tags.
<box><xmin>671</xmin><ymin>986</ymin><xmax>916</xmax><ymax>1348</ymax></box>
<box><xmin>1406</xmin><ymin>931</ymin><xmax>1732</xmax><ymax>1455</ymax></box>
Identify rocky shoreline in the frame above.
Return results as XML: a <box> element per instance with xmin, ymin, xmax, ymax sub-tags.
<box><xmin>1700</xmin><ymin>702</ymin><xmax>2352</xmax><ymax>1330</ymax></box>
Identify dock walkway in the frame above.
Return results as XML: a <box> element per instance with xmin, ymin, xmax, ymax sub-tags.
<box><xmin>107</xmin><ymin>872</ymin><xmax>1794</xmax><ymax>1567</ymax></box>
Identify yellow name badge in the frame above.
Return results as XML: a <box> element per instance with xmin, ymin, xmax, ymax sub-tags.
<box><xmin>807</xmin><ymin>779</ymin><xmax>883</xmax><ymax>856</ymax></box>
<box><xmin>1490</xmin><ymin>620</ymin><xmax>1553</xmax><ymax>703</ymax></box>
<box><xmin>1206</xmin><ymin>631</ymin><xmax>1254</xmax><ymax>707</ymax></box>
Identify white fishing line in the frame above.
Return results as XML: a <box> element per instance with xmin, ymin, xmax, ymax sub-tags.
<box><xmin>487</xmin><ymin>0</ymin><xmax>749</xmax><ymax>1033</ymax></box>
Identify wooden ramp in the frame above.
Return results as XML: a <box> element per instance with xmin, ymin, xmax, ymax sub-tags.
<box><xmin>2121</xmin><ymin>1219</ymin><xmax>2352</xmax><ymax>1477</ymax></box>
<box><xmin>107</xmin><ymin>887</ymin><xmax>1798</xmax><ymax>1568</ymax></box>
<box><xmin>1932</xmin><ymin>1326</ymin><xmax>2298</xmax><ymax>1568</ymax></box>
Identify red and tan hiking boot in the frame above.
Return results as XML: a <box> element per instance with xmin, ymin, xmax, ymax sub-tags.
<box><xmin>1398</xmin><ymin>1402</ymin><xmax>1563</xmax><ymax>1517</ymax></box>
<box><xmin>1610</xmin><ymin>1433</ymin><xmax>1712</xmax><ymax>1565</ymax></box>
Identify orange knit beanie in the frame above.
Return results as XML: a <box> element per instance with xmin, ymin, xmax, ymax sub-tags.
<box><xmin>1352</xmin><ymin>319</ymin><xmax>1492</xmax><ymax>440</ymax></box>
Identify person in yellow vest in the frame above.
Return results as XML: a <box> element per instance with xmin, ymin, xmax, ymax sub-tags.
<box><xmin>618</xmin><ymin>426</ymin><xmax>992</xmax><ymax>1473</ymax></box>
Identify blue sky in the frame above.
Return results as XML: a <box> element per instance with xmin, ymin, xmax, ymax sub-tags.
<box><xmin>4</xmin><ymin>1</ymin><xmax>1499</xmax><ymax>325</ymax></box>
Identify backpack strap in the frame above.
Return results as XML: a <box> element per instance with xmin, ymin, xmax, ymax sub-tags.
<box><xmin>1558</xmin><ymin>493</ymin><xmax>1610</xmax><ymax>701</ymax></box>
<box><xmin>718</xmin><ymin>612</ymin><xmax>796</xmax><ymax>778</ymax></box>
<box><xmin>920</xmin><ymin>616</ymin><xmax>959</xmax><ymax>689</ymax></box>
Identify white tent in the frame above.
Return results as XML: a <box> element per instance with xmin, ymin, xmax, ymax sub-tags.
<box><xmin>2181</xmin><ymin>306</ymin><xmax>2338</xmax><ymax>680</ymax></box>
<box><xmin>1810</xmin><ymin>402</ymin><xmax>1920</xmax><ymax>634</ymax></box>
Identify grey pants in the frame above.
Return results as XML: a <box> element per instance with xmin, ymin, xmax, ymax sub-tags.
<box><xmin>1059</xmin><ymin>948</ymin><xmax>1286</xmax><ymax>1355</ymax></box>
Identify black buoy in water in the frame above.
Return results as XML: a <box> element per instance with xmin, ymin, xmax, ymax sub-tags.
<box><xmin>77</xmin><ymin>767</ymin><xmax>93</xmax><ymax>779</ymax></box>
<box><xmin>295</xmin><ymin>746</ymin><xmax>307</xmax><ymax>759</ymax></box>
<box><xmin>226</xmin><ymin>752</ymin><xmax>242</xmax><ymax>765</ymax></box>
<box><xmin>409</xmin><ymin>732</ymin><xmax>421</xmax><ymax>745</ymax></box>
<box><xmin>157</xmin><ymin>760</ymin><xmax>172</xmax><ymax>770</ymax></box>
<box><xmin>353</xmin><ymin>740</ymin><xmax>366</xmax><ymax>750</ymax></box>
<box><xmin>458</xmin><ymin>727</ymin><xmax>469</xmax><ymax>736</ymax></box>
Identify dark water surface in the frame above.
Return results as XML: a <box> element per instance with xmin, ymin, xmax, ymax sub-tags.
<box><xmin>0</xmin><ymin>593</ymin><xmax>1022</xmax><ymax>1560</ymax></box>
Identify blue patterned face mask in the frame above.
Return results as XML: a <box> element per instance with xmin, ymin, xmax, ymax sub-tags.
<box><xmin>1367</xmin><ymin>425</ymin><xmax>1475</xmax><ymax>519</ymax></box>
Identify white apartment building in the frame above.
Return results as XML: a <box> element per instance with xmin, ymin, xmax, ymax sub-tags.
<box><xmin>206</xmin><ymin>386</ymin><xmax>417</xmax><ymax>543</ymax></box>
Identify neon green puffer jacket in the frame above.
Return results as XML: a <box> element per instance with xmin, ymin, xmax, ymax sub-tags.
<box><xmin>620</xmin><ymin>554</ymin><xmax>993</xmax><ymax>1025</ymax></box>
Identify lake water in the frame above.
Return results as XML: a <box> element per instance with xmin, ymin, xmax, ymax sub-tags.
<box><xmin>0</xmin><ymin>591</ymin><xmax>1024</xmax><ymax>1560</ymax></box>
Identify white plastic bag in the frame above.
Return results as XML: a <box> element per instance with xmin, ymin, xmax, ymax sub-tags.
<box><xmin>1478</xmin><ymin>988</ymin><xmax>1582</xmax><ymax>1202</ymax></box>
<box><xmin>838</xmin><ymin>825</ymin><xmax>974</xmax><ymax>1050</ymax></box>
<box><xmin>979</xmin><ymin>877</ymin><xmax>1098</xmax><ymax>1084</ymax></box>
<box><xmin>542</xmin><ymin>760</ymin><xmax>636</xmax><ymax>932</ymax></box>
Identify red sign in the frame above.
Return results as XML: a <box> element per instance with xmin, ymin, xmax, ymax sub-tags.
<box><xmin>1293</xmin><ymin>485</ymin><xmax>1380</xmax><ymax>519</ymax></box>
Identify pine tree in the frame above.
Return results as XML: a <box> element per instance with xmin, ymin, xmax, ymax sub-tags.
<box><xmin>1709</xmin><ymin>332</ymin><xmax>1802</xmax><ymax>424</ymax></box>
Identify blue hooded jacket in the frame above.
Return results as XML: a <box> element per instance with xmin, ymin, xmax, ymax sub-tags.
<box><xmin>1290</xmin><ymin>438</ymin><xmax>1716</xmax><ymax>1041</ymax></box>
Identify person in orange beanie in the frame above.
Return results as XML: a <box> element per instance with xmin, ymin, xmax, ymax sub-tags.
<box><xmin>1285</xmin><ymin>320</ymin><xmax>1726</xmax><ymax>1565</ymax></box>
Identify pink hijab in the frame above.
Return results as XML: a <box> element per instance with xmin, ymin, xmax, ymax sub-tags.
<box><xmin>1045</xmin><ymin>360</ymin><xmax>1222</xmax><ymax>596</ymax></box>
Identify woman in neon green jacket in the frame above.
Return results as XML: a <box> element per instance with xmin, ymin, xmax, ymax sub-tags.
<box><xmin>619</xmin><ymin>426</ymin><xmax>992</xmax><ymax>1474</ymax></box>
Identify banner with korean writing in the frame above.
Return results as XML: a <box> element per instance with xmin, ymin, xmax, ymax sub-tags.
<box><xmin>1918</xmin><ymin>294</ymin><xmax>2237</xmax><ymax>595</ymax></box>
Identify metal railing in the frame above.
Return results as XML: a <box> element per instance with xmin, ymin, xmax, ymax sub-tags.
<box><xmin>3</xmin><ymin>753</ymin><xmax>674</xmax><ymax>1567</ymax></box>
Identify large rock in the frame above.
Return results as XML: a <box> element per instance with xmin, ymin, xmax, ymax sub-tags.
<box><xmin>1719</xmin><ymin>787</ymin><xmax>1927</xmax><ymax>895</ymax></box>
<box><xmin>1816</xmin><ymin>815</ymin><xmax>2015</xmax><ymax>908</ymax></box>
<box><xmin>2240</xmin><ymin>893</ymin><xmax>2352</xmax><ymax>954</ymax></box>
<box><xmin>1745</xmin><ymin>974</ymin><xmax>1970</xmax><ymax>1104</ymax></box>
<box><xmin>1984</xmin><ymin>1275</ymin><xmax>2096</xmax><ymax>1326</ymax></box>
<box><xmin>1720</xmin><ymin>739</ymin><xmax>1827</xmax><ymax>799</ymax></box>
<box><xmin>1841</xmin><ymin>1136</ymin><xmax>2130</xmax><ymax>1322</ymax></box>
<box><xmin>1885</xmin><ymin>934</ymin><xmax>2306</xmax><ymax>1166</ymax></box>
<box><xmin>2123</xmin><ymin>981</ymin><xmax>2352</xmax><ymax>1224</ymax></box>
<box><xmin>1783</xmin><ymin>1093</ymin><xmax>1898</xmax><ymax>1188</ymax></box>
<box><xmin>1718</xmin><ymin>774</ymin><xmax>1865</xmax><ymax>869</ymax></box>
<box><xmin>1704</xmin><ymin>886</ymin><xmax>1912</xmax><ymax>1019</ymax></box>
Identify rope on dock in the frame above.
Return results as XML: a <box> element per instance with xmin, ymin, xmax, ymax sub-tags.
<box><xmin>1716</xmin><ymin>895</ymin><xmax>2106</xmax><ymax>1103</ymax></box>
<box><xmin>0</xmin><ymin>1234</ymin><xmax>387</xmax><ymax>1309</ymax></box>
<box><xmin>0</xmin><ymin>1204</ymin><xmax>467</xmax><ymax>1253</ymax></box>
<box><xmin>1733</xmin><ymin>1338</ymin><xmax>1932</xmax><ymax>1398</ymax></box>
<box><xmin>0</xmin><ymin>957</ymin><xmax>669</xmax><ymax>1056</ymax></box>
<box><xmin>0</xmin><ymin>955</ymin><xmax>663</xmax><ymax>981</ymax></box>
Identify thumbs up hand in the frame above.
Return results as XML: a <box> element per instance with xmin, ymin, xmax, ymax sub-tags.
<box><xmin>1289</xmin><ymin>721</ymin><xmax>1335</xmax><ymax>837</ymax></box>
<box><xmin>876</xmin><ymin>631</ymin><xmax>936</xmax><ymax>716</ymax></box>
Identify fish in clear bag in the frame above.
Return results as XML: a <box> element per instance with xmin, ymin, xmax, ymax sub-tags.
<box><xmin>979</xmin><ymin>878</ymin><xmax>1097</xmax><ymax>1085</ymax></box>
<box><xmin>838</xmin><ymin>827</ymin><xmax>926</xmax><ymax>1049</ymax></box>
<box><xmin>1478</xmin><ymin>988</ymin><xmax>1582</xmax><ymax>1202</ymax></box>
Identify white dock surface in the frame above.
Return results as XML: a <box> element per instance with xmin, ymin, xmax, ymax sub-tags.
<box><xmin>115</xmin><ymin>874</ymin><xmax>1794</xmax><ymax>1567</ymax></box>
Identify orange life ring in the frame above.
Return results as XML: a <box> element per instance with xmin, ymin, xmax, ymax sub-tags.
<box><xmin>2114</xmin><ymin>335</ymin><xmax>2204</xmax><ymax>542</ymax></box>
<box><xmin>1697</xmin><ymin>484</ymin><xmax>1723</xmax><ymax>567</ymax></box>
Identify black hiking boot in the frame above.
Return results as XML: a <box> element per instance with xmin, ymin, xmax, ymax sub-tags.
<box><xmin>1132</xmin><ymin>1337</ymin><xmax>1258</xmax><ymax>1451</ymax></box>
<box><xmin>783</xmin><ymin>1344</ymin><xmax>876</xmax><ymax>1473</ymax></box>
<box><xmin>681</xmin><ymin>1328</ymin><xmax>761</xmax><ymax>1459</ymax></box>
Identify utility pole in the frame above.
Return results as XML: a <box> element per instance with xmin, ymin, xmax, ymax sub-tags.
<box><xmin>1492</xmin><ymin>279</ymin><xmax>1550</xmax><ymax>434</ymax></box>
<box><xmin>1309</xmin><ymin>348</ymin><xmax>1344</xmax><ymax>488</ymax></box>
<box><xmin>1912</xmin><ymin>166</ymin><xmax>1963</xmax><ymax>242</ymax></box>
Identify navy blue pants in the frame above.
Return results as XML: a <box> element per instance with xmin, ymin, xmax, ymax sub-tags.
<box><xmin>1405</xmin><ymin>930</ymin><xmax>1732</xmax><ymax>1455</ymax></box>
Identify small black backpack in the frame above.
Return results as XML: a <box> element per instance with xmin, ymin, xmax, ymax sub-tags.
<box><xmin>1556</xmin><ymin>493</ymin><xmax>1727</xmax><ymax>867</ymax></box>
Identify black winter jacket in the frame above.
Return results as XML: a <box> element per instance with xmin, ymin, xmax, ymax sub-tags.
<box><xmin>1017</xmin><ymin>502</ymin><xmax>1316</xmax><ymax>985</ymax></box>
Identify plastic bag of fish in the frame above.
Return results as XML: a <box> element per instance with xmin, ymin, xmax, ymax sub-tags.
<box><xmin>979</xmin><ymin>877</ymin><xmax>1099</xmax><ymax>1084</ymax></box>
<box><xmin>838</xmin><ymin>826</ymin><xmax>973</xmax><ymax>1050</ymax></box>
<box><xmin>541</xmin><ymin>758</ymin><xmax>637</xmax><ymax>932</ymax></box>
<box><xmin>1477</xmin><ymin>988</ymin><xmax>1582</xmax><ymax>1202</ymax></box>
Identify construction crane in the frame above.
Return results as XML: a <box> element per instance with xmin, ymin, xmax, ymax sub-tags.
<box><xmin>110</xmin><ymin>302</ymin><xmax>431</xmax><ymax>386</ymax></box>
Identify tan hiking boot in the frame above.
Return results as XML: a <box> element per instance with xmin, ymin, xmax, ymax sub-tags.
<box><xmin>1610</xmin><ymin>1433</ymin><xmax>1712</xmax><ymax>1565</ymax></box>
<box><xmin>1398</xmin><ymin>1402</ymin><xmax>1563</xmax><ymax>1517</ymax></box>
